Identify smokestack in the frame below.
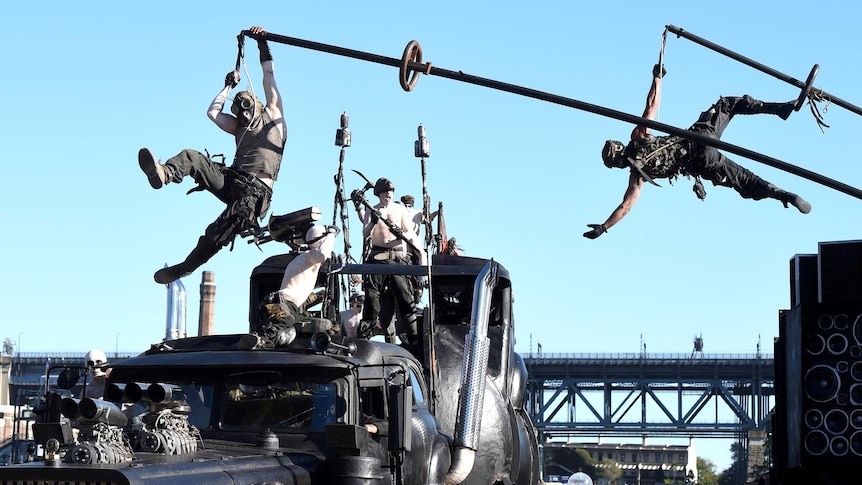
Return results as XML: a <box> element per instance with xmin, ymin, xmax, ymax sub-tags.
<box><xmin>165</xmin><ymin>273</ymin><xmax>187</xmax><ymax>341</ymax></box>
<box><xmin>199</xmin><ymin>271</ymin><xmax>215</xmax><ymax>336</ymax></box>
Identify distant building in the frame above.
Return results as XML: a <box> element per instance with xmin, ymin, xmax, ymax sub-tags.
<box><xmin>544</xmin><ymin>438</ymin><xmax>697</xmax><ymax>485</ymax></box>
<box><xmin>0</xmin><ymin>354</ymin><xmax>11</xmax><ymax>406</ymax></box>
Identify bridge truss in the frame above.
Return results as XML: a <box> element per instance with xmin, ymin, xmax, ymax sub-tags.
<box><xmin>524</xmin><ymin>353</ymin><xmax>774</xmax><ymax>440</ymax></box>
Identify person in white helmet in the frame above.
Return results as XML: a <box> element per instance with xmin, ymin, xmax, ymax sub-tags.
<box><xmin>83</xmin><ymin>349</ymin><xmax>108</xmax><ymax>399</ymax></box>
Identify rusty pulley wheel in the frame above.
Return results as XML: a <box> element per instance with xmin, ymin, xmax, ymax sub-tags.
<box><xmin>400</xmin><ymin>40</ymin><xmax>426</xmax><ymax>92</ymax></box>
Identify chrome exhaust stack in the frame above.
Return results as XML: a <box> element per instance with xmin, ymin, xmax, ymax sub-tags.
<box><xmin>444</xmin><ymin>260</ymin><xmax>498</xmax><ymax>485</ymax></box>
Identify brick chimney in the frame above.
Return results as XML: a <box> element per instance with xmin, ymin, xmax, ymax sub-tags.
<box><xmin>199</xmin><ymin>271</ymin><xmax>216</xmax><ymax>336</ymax></box>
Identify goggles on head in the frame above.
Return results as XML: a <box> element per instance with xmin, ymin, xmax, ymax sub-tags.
<box><xmin>602</xmin><ymin>140</ymin><xmax>628</xmax><ymax>169</ymax></box>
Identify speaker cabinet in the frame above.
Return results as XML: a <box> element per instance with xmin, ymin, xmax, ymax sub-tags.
<box><xmin>790</xmin><ymin>254</ymin><xmax>818</xmax><ymax>307</ymax></box>
<box><xmin>778</xmin><ymin>302</ymin><xmax>862</xmax><ymax>470</ymax></box>
<box><xmin>818</xmin><ymin>240</ymin><xmax>862</xmax><ymax>304</ymax></box>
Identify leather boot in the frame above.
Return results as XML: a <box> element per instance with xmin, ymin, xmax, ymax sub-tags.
<box><xmin>760</xmin><ymin>101</ymin><xmax>795</xmax><ymax>121</ymax></box>
<box><xmin>768</xmin><ymin>184</ymin><xmax>811</xmax><ymax>214</ymax></box>
<box><xmin>357</xmin><ymin>320</ymin><xmax>377</xmax><ymax>339</ymax></box>
<box><xmin>154</xmin><ymin>264</ymin><xmax>192</xmax><ymax>284</ymax></box>
<box><xmin>156</xmin><ymin>237</ymin><xmax>219</xmax><ymax>284</ymax></box>
<box><xmin>138</xmin><ymin>148</ymin><xmax>169</xmax><ymax>189</ymax></box>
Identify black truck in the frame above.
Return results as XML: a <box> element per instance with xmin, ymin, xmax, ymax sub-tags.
<box><xmin>1</xmin><ymin>249</ymin><xmax>541</xmax><ymax>485</ymax></box>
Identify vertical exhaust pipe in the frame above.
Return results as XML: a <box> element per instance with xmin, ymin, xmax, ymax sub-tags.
<box><xmin>165</xmin><ymin>271</ymin><xmax>187</xmax><ymax>341</ymax></box>
<box><xmin>444</xmin><ymin>260</ymin><xmax>498</xmax><ymax>485</ymax></box>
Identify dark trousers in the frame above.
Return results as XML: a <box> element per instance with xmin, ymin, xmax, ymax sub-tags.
<box><xmin>686</xmin><ymin>96</ymin><xmax>779</xmax><ymax>200</ymax></box>
<box><xmin>165</xmin><ymin>149</ymin><xmax>271</xmax><ymax>272</ymax></box>
<box><xmin>362</xmin><ymin>251</ymin><xmax>418</xmax><ymax>339</ymax></box>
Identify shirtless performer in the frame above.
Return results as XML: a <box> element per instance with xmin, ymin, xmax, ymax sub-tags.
<box><xmin>339</xmin><ymin>293</ymin><xmax>364</xmax><ymax>338</ymax></box>
<box><xmin>352</xmin><ymin>178</ymin><xmax>426</xmax><ymax>345</ymax></box>
<box><xmin>256</xmin><ymin>224</ymin><xmax>337</xmax><ymax>346</ymax></box>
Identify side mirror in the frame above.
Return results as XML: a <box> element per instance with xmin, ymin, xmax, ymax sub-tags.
<box><xmin>57</xmin><ymin>367</ymin><xmax>82</xmax><ymax>389</ymax></box>
<box><xmin>387</xmin><ymin>372</ymin><xmax>412</xmax><ymax>453</ymax></box>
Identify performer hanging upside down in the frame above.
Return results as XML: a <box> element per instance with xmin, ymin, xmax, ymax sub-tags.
<box><xmin>584</xmin><ymin>63</ymin><xmax>811</xmax><ymax>240</ymax></box>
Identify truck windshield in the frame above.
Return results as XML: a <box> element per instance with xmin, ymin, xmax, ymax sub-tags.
<box><xmin>114</xmin><ymin>381</ymin><xmax>215</xmax><ymax>431</ymax></box>
<box><xmin>221</xmin><ymin>379</ymin><xmax>340</xmax><ymax>433</ymax></box>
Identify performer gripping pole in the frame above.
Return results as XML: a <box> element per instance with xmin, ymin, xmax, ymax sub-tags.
<box><xmin>236</xmin><ymin>29</ymin><xmax>862</xmax><ymax>201</ymax></box>
<box><xmin>665</xmin><ymin>24</ymin><xmax>859</xmax><ymax>124</ymax></box>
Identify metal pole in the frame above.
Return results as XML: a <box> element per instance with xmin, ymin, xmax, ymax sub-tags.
<box><xmin>245</xmin><ymin>30</ymin><xmax>862</xmax><ymax>201</ymax></box>
<box><xmin>665</xmin><ymin>25</ymin><xmax>862</xmax><ymax>117</ymax></box>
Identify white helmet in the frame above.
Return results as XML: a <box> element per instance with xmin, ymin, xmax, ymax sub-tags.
<box><xmin>85</xmin><ymin>349</ymin><xmax>108</xmax><ymax>377</ymax></box>
<box><xmin>84</xmin><ymin>349</ymin><xmax>107</xmax><ymax>367</ymax></box>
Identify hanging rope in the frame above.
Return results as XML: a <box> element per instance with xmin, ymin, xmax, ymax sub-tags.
<box><xmin>655</xmin><ymin>28</ymin><xmax>668</xmax><ymax>122</ymax></box>
<box><xmin>658</xmin><ymin>27</ymin><xmax>667</xmax><ymax>76</ymax></box>
<box><xmin>807</xmin><ymin>89</ymin><xmax>831</xmax><ymax>133</ymax></box>
<box><xmin>234</xmin><ymin>32</ymin><xmax>260</xmax><ymax>111</ymax></box>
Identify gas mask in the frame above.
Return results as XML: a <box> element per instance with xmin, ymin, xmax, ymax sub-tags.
<box><xmin>231</xmin><ymin>91</ymin><xmax>261</xmax><ymax>124</ymax></box>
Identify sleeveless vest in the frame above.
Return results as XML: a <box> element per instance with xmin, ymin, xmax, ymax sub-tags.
<box><xmin>231</xmin><ymin>111</ymin><xmax>285</xmax><ymax>180</ymax></box>
<box><xmin>625</xmin><ymin>134</ymin><xmax>689</xmax><ymax>179</ymax></box>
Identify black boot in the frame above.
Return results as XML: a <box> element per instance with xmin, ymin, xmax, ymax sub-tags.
<box><xmin>784</xmin><ymin>192</ymin><xmax>812</xmax><ymax>214</ymax></box>
<box><xmin>155</xmin><ymin>237</ymin><xmax>220</xmax><ymax>284</ymax></box>
<box><xmin>761</xmin><ymin>101</ymin><xmax>796</xmax><ymax>121</ymax></box>
<box><xmin>138</xmin><ymin>148</ymin><xmax>169</xmax><ymax>189</ymax></box>
<box><xmin>154</xmin><ymin>264</ymin><xmax>192</xmax><ymax>284</ymax></box>
<box><xmin>357</xmin><ymin>320</ymin><xmax>377</xmax><ymax>339</ymax></box>
<box><xmin>768</xmin><ymin>184</ymin><xmax>811</xmax><ymax>214</ymax></box>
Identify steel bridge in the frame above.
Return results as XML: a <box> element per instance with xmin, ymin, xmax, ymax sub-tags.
<box><xmin>523</xmin><ymin>352</ymin><xmax>774</xmax><ymax>441</ymax></box>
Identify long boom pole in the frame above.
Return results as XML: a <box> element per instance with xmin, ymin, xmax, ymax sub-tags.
<box><xmin>243</xmin><ymin>30</ymin><xmax>862</xmax><ymax>201</ymax></box>
<box><xmin>665</xmin><ymin>24</ymin><xmax>862</xmax><ymax>117</ymax></box>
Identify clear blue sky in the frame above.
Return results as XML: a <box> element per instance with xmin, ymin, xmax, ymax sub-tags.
<box><xmin>3</xmin><ymin>0</ymin><xmax>861</xmax><ymax>471</ymax></box>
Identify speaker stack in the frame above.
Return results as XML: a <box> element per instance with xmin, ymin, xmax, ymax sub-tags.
<box><xmin>797</xmin><ymin>304</ymin><xmax>862</xmax><ymax>462</ymax></box>
<box><xmin>777</xmin><ymin>240</ymin><xmax>862</xmax><ymax>481</ymax></box>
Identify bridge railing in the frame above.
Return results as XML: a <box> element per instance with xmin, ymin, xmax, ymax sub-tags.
<box><xmin>524</xmin><ymin>352</ymin><xmax>773</xmax><ymax>362</ymax></box>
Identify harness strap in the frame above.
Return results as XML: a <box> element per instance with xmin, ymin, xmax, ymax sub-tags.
<box><xmin>223</xmin><ymin>167</ymin><xmax>273</xmax><ymax>250</ymax></box>
<box><xmin>628</xmin><ymin>157</ymin><xmax>662</xmax><ymax>187</ymax></box>
<box><xmin>628</xmin><ymin>135</ymin><xmax>693</xmax><ymax>187</ymax></box>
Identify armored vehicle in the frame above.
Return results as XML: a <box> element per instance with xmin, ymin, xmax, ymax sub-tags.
<box><xmin>0</xmin><ymin>248</ymin><xmax>541</xmax><ymax>485</ymax></box>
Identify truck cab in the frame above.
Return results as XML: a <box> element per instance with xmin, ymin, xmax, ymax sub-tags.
<box><xmin>1</xmin><ymin>251</ymin><xmax>540</xmax><ymax>485</ymax></box>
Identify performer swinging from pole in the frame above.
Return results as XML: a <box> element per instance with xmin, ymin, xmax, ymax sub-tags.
<box><xmin>138</xmin><ymin>26</ymin><xmax>286</xmax><ymax>283</ymax></box>
<box><xmin>244</xmin><ymin>27</ymin><xmax>862</xmax><ymax>202</ymax></box>
<box><xmin>583</xmin><ymin>59</ymin><xmax>811</xmax><ymax>240</ymax></box>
